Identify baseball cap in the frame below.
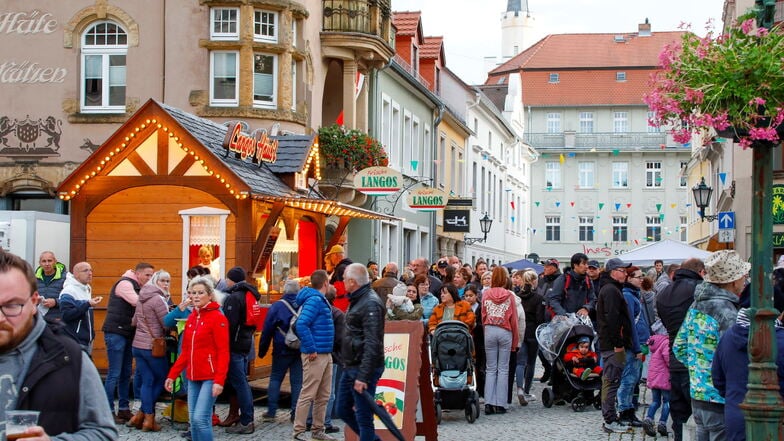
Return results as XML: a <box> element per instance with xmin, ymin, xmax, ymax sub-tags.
<box><xmin>605</xmin><ymin>257</ymin><xmax>632</xmax><ymax>272</ymax></box>
<box><xmin>437</xmin><ymin>259</ymin><xmax>448</xmax><ymax>268</ymax></box>
<box><xmin>543</xmin><ymin>258</ymin><xmax>559</xmax><ymax>267</ymax></box>
<box><xmin>587</xmin><ymin>260</ymin><xmax>600</xmax><ymax>269</ymax></box>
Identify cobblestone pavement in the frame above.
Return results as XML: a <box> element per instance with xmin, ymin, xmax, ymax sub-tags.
<box><xmin>117</xmin><ymin>379</ymin><xmax>691</xmax><ymax>441</ymax></box>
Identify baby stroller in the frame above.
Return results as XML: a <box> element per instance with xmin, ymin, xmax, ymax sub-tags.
<box><xmin>535</xmin><ymin>314</ymin><xmax>602</xmax><ymax>412</ymax></box>
<box><xmin>430</xmin><ymin>320</ymin><xmax>480</xmax><ymax>424</ymax></box>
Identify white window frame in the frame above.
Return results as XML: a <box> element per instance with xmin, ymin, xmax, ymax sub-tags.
<box><xmin>254</xmin><ymin>9</ymin><xmax>278</xmax><ymax>43</ymax></box>
<box><xmin>252</xmin><ymin>52</ymin><xmax>278</xmax><ymax>108</ymax></box>
<box><xmin>391</xmin><ymin>104</ymin><xmax>401</xmax><ymax>168</ymax></box>
<box><xmin>546</xmin><ymin>113</ymin><xmax>561</xmax><ymax>134</ymax></box>
<box><xmin>381</xmin><ymin>95</ymin><xmax>392</xmax><ymax>152</ymax></box>
<box><xmin>579</xmin><ymin>112</ymin><xmax>594</xmax><ymax>133</ymax></box>
<box><xmin>616</xmin><ymin>71</ymin><xmax>627</xmax><ymax>81</ymax></box>
<box><xmin>613</xmin><ymin>111</ymin><xmax>629</xmax><ymax>133</ymax></box>
<box><xmin>209</xmin><ymin>51</ymin><xmax>239</xmax><ymax>106</ymax></box>
<box><xmin>546</xmin><ymin>216</ymin><xmax>561</xmax><ymax>241</ymax></box>
<box><xmin>613</xmin><ymin>216</ymin><xmax>628</xmax><ymax>242</ymax></box>
<box><xmin>545</xmin><ymin>161</ymin><xmax>561</xmax><ymax>188</ymax></box>
<box><xmin>210</xmin><ymin>7</ymin><xmax>239</xmax><ymax>40</ymax></box>
<box><xmin>438</xmin><ymin>133</ymin><xmax>447</xmax><ymax>188</ymax></box>
<box><xmin>548</xmin><ymin>73</ymin><xmax>559</xmax><ymax>83</ymax></box>
<box><xmin>291</xmin><ymin>19</ymin><xmax>298</xmax><ymax>47</ymax></box>
<box><xmin>612</xmin><ymin>162</ymin><xmax>628</xmax><ymax>188</ymax></box>
<box><xmin>647</xmin><ymin>111</ymin><xmax>661</xmax><ymax>133</ymax></box>
<box><xmin>646</xmin><ymin>216</ymin><xmax>662</xmax><ymax>241</ymax></box>
<box><xmin>578</xmin><ymin>161</ymin><xmax>595</xmax><ymax>188</ymax></box>
<box><xmin>679</xmin><ymin>161</ymin><xmax>688</xmax><ymax>187</ymax></box>
<box><xmin>403</xmin><ymin>111</ymin><xmax>413</xmax><ymax>172</ymax></box>
<box><xmin>579</xmin><ymin>216</ymin><xmax>594</xmax><ymax>242</ymax></box>
<box><xmin>80</xmin><ymin>21</ymin><xmax>128</xmax><ymax>113</ymax></box>
<box><xmin>680</xmin><ymin>216</ymin><xmax>688</xmax><ymax>242</ymax></box>
<box><xmin>646</xmin><ymin>161</ymin><xmax>663</xmax><ymax>188</ymax></box>
<box><xmin>291</xmin><ymin>60</ymin><xmax>297</xmax><ymax>111</ymax></box>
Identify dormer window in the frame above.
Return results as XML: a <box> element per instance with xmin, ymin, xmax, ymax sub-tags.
<box><xmin>616</xmin><ymin>71</ymin><xmax>627</xmax><ymax>81</ymax></box>
<box><xmin>549</xmin><ymin>73</ymin><xmax>559</xmax><ymax>83</ymax></box>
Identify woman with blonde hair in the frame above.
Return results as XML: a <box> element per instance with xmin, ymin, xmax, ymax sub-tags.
<box><xmin>482</xmin><ymin>267</ymin><xmax>519</xmax><ymax>414</ymax></box>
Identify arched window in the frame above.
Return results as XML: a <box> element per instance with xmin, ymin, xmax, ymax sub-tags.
<box><xmin>81</xmin><ymin>21</ymin><xmax>127</xmax><ymax>112</ymax></box>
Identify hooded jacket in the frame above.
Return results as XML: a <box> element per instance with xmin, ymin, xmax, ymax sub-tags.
<box><xmin>481</xmin><ymin>287</ymin><xmax>520</xmax><ymax>349</ymax></box>
<box><xmin>646</xmin><ymin>334</ymin><xmax>671</xmax><ymax>391</ymax></box>
<box><xmin>517</xmin><ymin>285</ymin><xmax>546</xmax><ymax>342</ymax></box>
<box><xmin>259</xmin><ymin>292</ymin><xmax>299</xmax><ymax>357</ymax></box>
<box><xmin>712</xmin><ymin>309</ymin><xmax>784</xmax><ymax>441</ymax></box>
<box><xmin>167</xmin><ymin>301</ymin><xmax>229</xmax><ymax>386</ymax></box>
<box><xmin>622</xmin><ymin>284</ymin><xmax>650</xmax><ymax>353</ymax></box>
<box><xmin>58</xmin><ymin>272</ymin><xmax>95</xmax><ymax>346</ymax></box>
<box><xmin>548</xmin><ymin>270</ymin><xmax>596</xmax><ymax>316</ymax></box>
<box><xmin>673</xmin><ymin>282</ymin><xmax>740</xmax><ymax>403</ymax></box>
<box><xmin>223</xmin><ymin>280</ymin><xmax>262</xmax><ymax>354</ymax></box>
<box><xmin>656</xmin><ymin>268</ymin><xmax>703</xmax><ymax>372</ymax></box>
<box><xmin>35</xmin><ymin>262</ymin><xmax>68</xmax><ymax>321</ymax></box>
<box><xmin>536</xmin><ymin>270</ymin><xmax>561</xmax><ymax>303</ymax></box>
<box><xmin>596</xmin><ymin>273</ymin><xmax>634</xmax><ymax>352</ymax></box>
<box><xmin>295</xmin><ymin>287</ymin><xmax>335</xmax><ymax>354</ymax></box>
<box><xmin>131</xmin><ymin>284</ymin><xmax>169</xmax><ymax>350</ymax></box>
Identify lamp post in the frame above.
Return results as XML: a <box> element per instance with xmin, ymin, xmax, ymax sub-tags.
<box><xmin>742</xmin><ymin>1</ymin><xmax>784</xmax><ymax>437</ymax></box>
<box><xmin>691</xmin><ymin>177</ymin><xmax>720</xmax><ymax>222</ymax></box>
<box><xmin>464</xmin><ymin>212</ymin><xmax>493</xmax><ymax>245</ymax></box>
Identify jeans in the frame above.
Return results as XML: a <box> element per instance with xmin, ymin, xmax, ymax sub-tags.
<box><xmin>308</xmin><ymin>362</ymin><xmax>341</xmax><ymax>427</ymax></box>
<box><xmin>267</xmin><ymin>353</ymin><xmax>303</xmax><ymax>416</ymax></box>
<box><xmin>601</xmin><ymin>350</ymin><xmax>626</xmax><ymax>423</ymax></box>
<box><xmin>227</xmin><ymin>352</ymin><xmax>255</xmax><ymax>425</ymax></box>
<box><xmin>484</xmin><ymin>325</ymin><xmax>512</xmax><ymax>407</ymax></box>
<box><xmin>188</xmin><ymin>380</ymin><xmax>218</xmax><ymax>441</ymax></box>
<box><xmin>132</xmin><ymin>347</ymin><xmax>169</xmax><ymax>414</ymax></box>
<box><xmin>104</xmin><ymin>332</ymin><xmax>133</xmax><ymax>412</ymax></box>
<box><xmin>692</xmin><ymin>400</ymin><xmax>726</xmax><ymax>441</ymax></box>
<box><xmin>617</xmin><ymin>350</ymin><xmax>642</xmax><ymax>412</ymax></box>
<box><xmin>515</xmin><ymin>339</ymin><xmax>538</xmax><ymax>394</ymax></box>
<box><xmin>646</xmin><ymin>388</ymin><xmax>670</xmax><ymax>423</ymax></box>
<box><xmin>338</xmin><ymin>366</ymin><xmax>384</xmax><ymax>441</ymax></box>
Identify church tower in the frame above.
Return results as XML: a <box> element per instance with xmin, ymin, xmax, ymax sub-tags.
<box><xmin>501</xmin><ymin>0</ymin><xmax>534</xmax><ymax>58</ymax></box>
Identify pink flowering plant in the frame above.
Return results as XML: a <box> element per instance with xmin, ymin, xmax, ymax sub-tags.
<box><xmin>644</xmin><ymin>15</ymin><xmax>784</xmax><ymax>149</ymax></box>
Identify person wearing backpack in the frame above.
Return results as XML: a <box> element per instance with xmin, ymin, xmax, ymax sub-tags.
<box><xmin>220</xmin><ymin>266</ymin><xmax>261</xmax><ymax>434</ymax></box>
<box><xmin>259</xmin><ymin>279</ymin><xmax>304</xmax><ymax>422</ymax></box>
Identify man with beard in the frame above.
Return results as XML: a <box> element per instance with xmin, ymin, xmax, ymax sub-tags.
<box><xmin>0</xmin><ymin>252</ymin><xmax>117</xmax><ymax>440</ymax></box>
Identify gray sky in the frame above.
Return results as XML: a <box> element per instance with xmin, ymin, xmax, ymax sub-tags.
<box><xmin>392</xmin><ymin>0</ymin><xmax>723</xmax><ymax>84</ymax></box>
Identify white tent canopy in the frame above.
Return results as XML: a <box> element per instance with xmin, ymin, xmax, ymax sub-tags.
<box><xmin>618</xmin><ymin>239</ymin><xmax>711</xmax><ymax>267</ymax></box>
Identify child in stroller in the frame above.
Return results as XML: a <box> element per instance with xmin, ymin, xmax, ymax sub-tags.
<box><xmin>563</xmin><ymin>336</ymin><xmax>602</xmax><ymax>381</ymax></box>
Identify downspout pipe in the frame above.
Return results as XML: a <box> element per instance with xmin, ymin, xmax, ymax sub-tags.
<box><xmin>431</xmin><ymin>104</ymin><xmax>446</xmax><ymax>260</ymax></box>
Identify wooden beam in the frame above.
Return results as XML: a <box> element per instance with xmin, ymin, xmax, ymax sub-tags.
<box><xmin>157</xmin><ymin>128</ymin><xmax>169</xmax><ymax>175</ymax></box>
<box><xmin>170</xmin><ymin>154</ymin><xmax>196</xmax><ymax>176</ymax></box>
<box><xmin>325</xmin><ymin>215</ymin><xmax>351</xmax><ymax>255</ymax></box>
<box><xmin>127</xmin><ymin>151</ymin><xmax>155</xmax><ymax>175</ymax></box>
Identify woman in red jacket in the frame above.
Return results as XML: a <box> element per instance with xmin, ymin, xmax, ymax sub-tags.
<box><xmin>165</xmin><ymin>276</ymin><xmax>229</xmax><ymax>441</ymax></box>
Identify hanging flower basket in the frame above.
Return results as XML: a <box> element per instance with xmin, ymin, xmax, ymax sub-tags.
<box><xmin>644</xmin><ymin>14</ymin><xmax>784</xmax><ymax>148</ymax></box>
<box><xmin>317</xmin><ymin>124</ymin><xmax>389</xmax><ymax>171</ymax></box>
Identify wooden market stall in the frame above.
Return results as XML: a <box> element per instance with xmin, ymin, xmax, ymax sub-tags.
<box><xmin>57</xmin><ymin>99</ymin><xmax>392</xmax><ymax>376</ymax></box>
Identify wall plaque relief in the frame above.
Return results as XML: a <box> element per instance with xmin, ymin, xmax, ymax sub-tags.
<box><xmin>0</xmin><ymin>115</ymin><xmax>61</xmax><ymax>158</ymax></box>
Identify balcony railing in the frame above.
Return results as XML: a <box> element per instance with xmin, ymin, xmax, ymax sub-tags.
<box><xmin>392</xmin><ymin>54</ymin><xmax>431</xmax><ymax>90</ymax></box>
<box><xmin>323</xmin><ymin>0</ymin><xmax>391</xmax><ymax>41</ymax></box>
<box><xmin>525</xmin><ymin>132</ymin><xmax>670</xmax><ymax>149</ymax></box>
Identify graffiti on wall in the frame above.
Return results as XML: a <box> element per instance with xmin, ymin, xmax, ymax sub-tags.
<box><xmin>0</xmin><ymin>115</ymin><xmax>61</xmax><ymax>157</ymax></box>
<box><xmin>581</xmin><ymin>244</ymin><xmax>630</xmax><ymax>257</ymax></box>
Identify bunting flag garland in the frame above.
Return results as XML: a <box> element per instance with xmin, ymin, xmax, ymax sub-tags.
<box><xmin>599</xmin><ymin>203</ymin><xmax>605</xmax><ymax>210</ymax></box>
<box><xmin>612</xmin><ymin>149</ymin><xmax>620</xmax><ymax>156</ymax></box>
<box><xmin>718</xmin><ymin>172</ymin><xmax>727</xmax><ymax>185</ymax></box>
<box><xmin>570</xmin><ymin>201</ymin><xmax>575</xmax><ymax>207</ymax></box>
<box><xmin>535</xmin><ymin>201</ymin><xmax>541</xmax><ymax>207</ymax></box>
<box><xmin>410</xmin><ymin>160</ymin><xmax>418</xmax><ymax>171</ymax></box>
<box><xmin>615</xmin><ymin>203</ymin><xmax>621</xmax><ymax>211</ymax></box>
<box><xmin>659</xmin><ymin>214</ymin><xmax>665</xmax><ymax>220</ymax></box>
<box><xmin>510</xmin><ymin>201</ymin><xmax>515</xmax><ymax>209</ymax></box>
<box><xmin>555</xmin><ymin>201</ymin><xmax>561</xmax><ymax>207</ymax></box>
<box><xmin>567</xmin><ymin>152</ymin><xmax>576</xmax><ymax>158</ymax></box>
<box><xmin>546</xmin><ymin>186</ymin><xmax>553</xmax><ymax>192</ymax></box>
<box><xmin>511</xmin><ymin>216</ymin><xmax>516</xmax><ymax>222</ymax></box>
<box><xmin>671</xmin><ymin>203</ymin><xmax>677</xmax><ymax>208</ymax></box>
<box><xmin>660</xmin><ymin>144</ymin><xmax>666</xmax><ymax>149</ymax></box>
<box><xmin>626</xmin><ymin>203</ymin><xmax>632</xmax><ymax>208</ymax></box>
<box><xmin>656</xmin><ymin>203</ymin><xmax>662</xmax><ymax>212</ymax></box>
<box><xmin>559</xmin><ymin>154</ymin><xmax>565</xmax><ymax>164</ymax></box>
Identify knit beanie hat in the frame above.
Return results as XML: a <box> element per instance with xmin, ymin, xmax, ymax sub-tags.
<box><xmin>226</xmin><ymin>266</ymin><xmax>246</xmax><ymax>283</ymax></box>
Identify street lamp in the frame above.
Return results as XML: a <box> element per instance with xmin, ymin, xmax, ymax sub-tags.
<box><xmin>691</xmin><ymin>177</ymin><xmax>719</xmax><ymax>221</ymax></box>
<box><xmin>464</xmin><ymin>212</ymin><xmax>493</xmax><ymax>245</ymax></box>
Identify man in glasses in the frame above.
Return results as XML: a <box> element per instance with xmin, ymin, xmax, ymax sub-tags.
<box><xmin>0</xmin><ymin>251</ymin><xmax>117</xmax><ymax>440</ymax></box>
<box><xmin>596</xmin><ymin>257</ymin><xmax>634</xmax><ymax>434</ymax></box>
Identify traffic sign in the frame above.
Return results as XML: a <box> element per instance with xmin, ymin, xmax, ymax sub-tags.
<box><xmin>718</xmin><ymin>229</ymin><xmax>736</xmax><ymax>243</ymax></box>
<box><xmin>718</xmin><ymin>211</ymin><xmax>735</xmax><ymax>229</ymax></box>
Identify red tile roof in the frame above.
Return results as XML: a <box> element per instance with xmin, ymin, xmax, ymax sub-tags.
<box><xmin>421</xmin><ymin>36</ymin><xmax>444</xmax><ymax>61</ymax></box>
<box><xmin>392</xmin><ymin>11</ymin><xmax>421</xmax><ymax>36</ymax></box>
<box><xmin>487</xmin><ymin>31</ymin><xmax>686</xmax><ymax>106</ymax></box>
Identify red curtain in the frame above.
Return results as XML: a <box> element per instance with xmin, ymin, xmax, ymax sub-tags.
<box><xmin>297</xmin><ymin>220</ymin><xmax>317</xmax><ymax>276</ymax></box>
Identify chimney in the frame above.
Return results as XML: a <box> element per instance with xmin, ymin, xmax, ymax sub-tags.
<box><xmin>639</xmin><ymin>18</ymin><xmax>651</xmax><ymax>36</ymax></box>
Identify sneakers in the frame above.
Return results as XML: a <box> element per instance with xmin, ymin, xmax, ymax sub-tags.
<box><xmin>642</xmin><ymin>418</ymin><xmax>656</xmax><ymax>437</ymax></box>
<box><xmin>226</xmin><ymin>422</ymin><xmax>255</xmax><ymax>434</ymax></box>
<box><xmin>324</xmin><ymin>426</ymin><xmax>340</xmax><ymax>434</ymax></box>
<box><xmin>484</xmin><ymin>404</ymin><xmax>496</xmax><ymax>415</ymax></box>
<box><xmin>658</xmin><ymin>422</ymin><xmax>668</xmax><ymax>436</ymax></box>
<box><xmin>292</xmin><ymin>432</ymin><xmax>308</xmax><ymax>441</ymax></box>
<box><xmin>525</xmin><ymin>393</ymin><xmax>537</xmax><ymax>402</ymax></box>
<box><xmin>311</xmin><ymin>430</ymin><xmax>338</xmax><ymax>440</ymax></box>
<box><xmin>580</xmin><ymin>368</ymin><xmax>593</xmax><ymax>381</ymax></box>
<box><xmin>261</xmin><ymin>413</ymin><xmax>277</xmax><ymax>423</ymax></box>
<box><xmin>517</xmin><ymin>388</ymin><xmax>528</xmax><ymax>406</ymax></box>
<box><xmin>180</xmin><ymin>430</ymin><xmax>192</xmax><ymax>441</ymax></box>
<box><xmin>603</xmin><ymin>421</ymin><xmax>632</xmax><ymax>433</ymax></box>
<box><xmin>620</xmin><ymin>409</ymin><xmax>644</xmax><ymax>427</ymax></box>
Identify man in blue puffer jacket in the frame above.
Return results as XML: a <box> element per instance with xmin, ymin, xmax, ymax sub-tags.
<box><xmin>291</xmin><ymin>270</ymin><xmax>335</xmax><ymax>441</ymax></box>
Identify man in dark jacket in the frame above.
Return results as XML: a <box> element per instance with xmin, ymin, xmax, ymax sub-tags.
<box><xmin>259</xmin><ymin>279</ymin><xmax>303</xmax><ymax>422</ymax></box>
<box><xmin>0</xmin><ymin>251</ymin><xmax>117</xmax><ymax>440</ymax></box>
<box><xmin>222</xmin><ymin>266</ymin><xmax>260</xmax><ymax>434</ymax></box>
<box><xmin>338</xmin><ymin>263</ymin><xmax>385</xmax><ymax>441</ymax></box>
<box><xmin>596</xmin><ymin>257</ymin><xmax>634</xmax><ymax>434</ymax></box>
<box><xmin>34</xmin><ymin>251</ymin><xmax>68</xmax><ymax>321</ymax></box>
<box><xmin>536</xmin><ymin>258</ymin><xmax>561</xmax><ymax>382</ymax></box>
<box><xmin>371</xmin><ymin>262</ymin><xmax>399</xmax><ymax>305</ymax></box>
<box><xmin>656</xmin><ymin>257</ymin><xmax>704</xmax><ymax>441</ymax></box>
<box><xmin>548</xmin><ymin>252</ymin><xmax>595</xmax><ymax>318</ymax></box>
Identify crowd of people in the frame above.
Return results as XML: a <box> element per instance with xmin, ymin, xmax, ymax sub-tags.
<box><xmin>5</xmin><ymin>246</ymin><xmax>784</xmax><ymax>440</ymax></box>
